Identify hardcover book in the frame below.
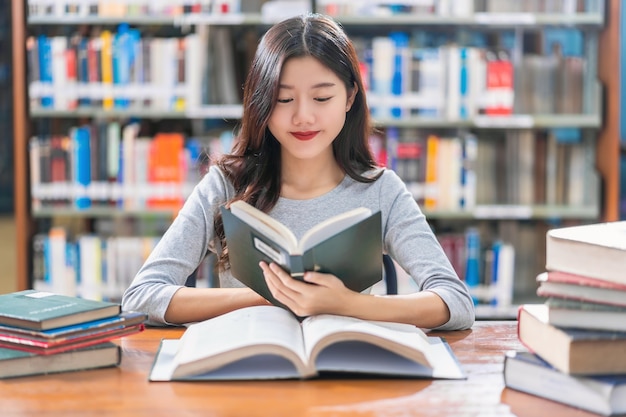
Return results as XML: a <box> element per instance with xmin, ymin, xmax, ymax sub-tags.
<box><xmin>221</xmin><ymin>201</ymin><xmax>383</xmax><ymax>308</ymax></box>
<box><xmin>517</xmin><ymin>304</ymin><xmax>626</xmax><ymax>375</ymax></box>
<box><xmin>0</xmin><ymin>311</ymin><xmax>147</xmax><ymax>346</ymax></box>
<box><xmin>0</xmin><ymin>342</ymin><xmax>121</xmax><ymax>380</ymax></box>
<box><xmin>0</xmin><ymin>323</ymin><xmax>144</xmax><ymax>355</ymax></box>
<box><xmin>149</xmin><ymin>305</ymin><xmax>466</xmax><ymax>381</ymax></box>
<box><xmin>0</xmin><ymin>290</ymin><xmax>120</xmax><ymax>331</ymax></box>
<box><xmin>545</xmin><ymin>221</ymin><xmax>626</xmax><ymax>285</ymax></box>
<box><xmin>504</xmin><ymin>350</ymin><xmax>626</xmax><ymax>416</ymax></box>
<box><xmin>536</xmin><ymin>271</ymin><xmax>626</xmax><ymax>308</ymax></box>
<box><xmin>538</xmin><ymin>297</ymin><xmax>626</xmax><ymax>333</ymax></box>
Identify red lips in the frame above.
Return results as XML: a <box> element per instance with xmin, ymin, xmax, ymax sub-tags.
<box><xmin>291</xmin><ymin>131</ymin><xmax>318</xmax><ymax>141</ymax></box>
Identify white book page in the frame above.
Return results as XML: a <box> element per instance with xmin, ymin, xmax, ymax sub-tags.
<box><xmin>299</xmin><ymin>207</ymin><xmax>372</xmax><ymax>252</ymax></box>
<box><xmin>301</xmin><ymin>315</ymin><xmax>465</xmax><ymax>379</ymax></box>
<box><xmin>171</xmin><ymin>306</ymin><xmax>307</xmax><ymax>377</ymax></box>
<box><xmin>301</xmin><ymin>314</ymin><xmax>432</xmax><ymax>365</ymax></box>
<box><xmin>230</xmin><ymin>201</ymin><xmax>298</xmax><ymax>252</ymax></box>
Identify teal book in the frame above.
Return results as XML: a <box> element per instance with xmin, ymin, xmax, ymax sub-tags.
<box><xmin>220</xmin><ymin>201</ymin><xmax>383</xmax><ymax>310</ymax></box>
<box><xmin>0</xmin><ymin>290</ymin><xmax>120</xmax><ymax>331</ymax></box>
<box><xmin>0</xmin><ymin>342</ymin><xmax>121</xmax><ymax>379</ymax></box>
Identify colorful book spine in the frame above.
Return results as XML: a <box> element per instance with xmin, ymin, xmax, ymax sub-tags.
<box><xmin>37</xmin><ymin>35</ymin><xmax>53</xmax><ymax>108</ymax></box>
<box><xmin>73</xmin><ymin>126</ymin><xmax>92</xmax><ymax>209</ymax></box>
<box><xmin>100</xmin><ymin>30</ymin><xmax>114</xmax><ymax>110</ymax></box>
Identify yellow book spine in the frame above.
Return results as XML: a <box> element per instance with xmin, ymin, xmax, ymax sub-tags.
<box><xmin>100</xmin><ymin>30</ymin><xmax>113</xmax><ymax>110</ymax></box>
<box><xmin>424</xmin><ymin>134</ymin><xmax>440</xmax><ymax>210</ymax></box>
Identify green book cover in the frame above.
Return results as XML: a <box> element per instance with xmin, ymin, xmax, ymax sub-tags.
<box><xmin>0</xmin><ymin>342</ymin><xmax>121</xmax><ymax>379</ymax></box>
<box><xmin>220</xmin><ymin>202</ymin><xmax>383</xmax><ymax>310</ymax></box>
<box><xmin>0</xmin><ymin>290</ymin><xmax>120</xmax><ymax>330</ymax></box>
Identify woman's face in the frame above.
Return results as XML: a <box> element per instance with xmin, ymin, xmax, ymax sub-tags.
<box><xmin>267</xmin><ymin>56</ymin><xmax>356</xmax><ymax>165</ymax></box>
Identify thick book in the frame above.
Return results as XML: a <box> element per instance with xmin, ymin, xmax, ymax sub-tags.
<box><xmin>545</xmin><ymin>221</ymin><xmax>626</xmax><ymax>285</ymax></box>
<box><xmin>0</xmin><ymin>342</ymin><xmax>121</xmax><ymax>380</ymax></box>
<box><xmin>221</xmin><ymin>201</ymin><xmax>383</xmax><ymax>308</ymax></box>
<box><xmin>537</xmin><ymin>297</ymin><xmax>626</xmax><ymax>333</ymax></box>
<box><xmin>0</xmin><ymin>311</ymin><xmax>147</xmax><ymax>347</ymax></box>
<box><xmin>0</xmin><ymin>290</ymin><xmax>121</xmax><ymax>331</ymax></box>
<box><xmin>536</xmin><ymin>271</ymin><xmax>626</xmax><ymax>308</ymax></box>
<box><xmin>503</xmin><ymin>350</ymin><xmax>626</xmax><ymax>416</ymax></box>
<box><xmin>517</xmin><ymin>304</ymin><xmax>626</xmax><ymax>375</ymax></box>
<box><xmin>149</xmin><ymin>305</ymin><xmax>465</xmax><ymax>381</ymax></box>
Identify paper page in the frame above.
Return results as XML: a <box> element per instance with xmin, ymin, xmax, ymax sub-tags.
<box><xmin>301</xmin><ymin>315</ymin><xmax>465</xmax><ymax>379</ymax></box>
<box><xmin>149</xmin><ymin>339</ymin><xmax>181</xmax><ymax>381</ymax></box>
<box><xmin>299</xmin><ymin>207</ymin><xmax>372</xmax><ymax>252</ymax></box>
<box><xmin>301</xmin><ymin>315</ymin><xmax>431</xmax><ymax>364</ymax></box>
<box><xmin>171</xmin><ymin>306</ymin><xmax>307</xmax><ymax>377</ymax></box>
<box><xmin>230</xmin><ymin>201</ymin><xmax>298</xmax><ymax>252</ymax></box>
<box><xmin>149</xmin><ymin>340</ymin><xmax>304</xmax><ymax>381</ymax></box>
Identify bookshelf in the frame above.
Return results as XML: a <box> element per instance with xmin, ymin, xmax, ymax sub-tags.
<box><xmin>0</xmin><ymin>1</ymin><xmax>14</xmax><ymax>213</ymax></box>
<box><xmin>10</xmin><ymin>0</ymin><xmax>621</xmax><ymax>317</ymax></box>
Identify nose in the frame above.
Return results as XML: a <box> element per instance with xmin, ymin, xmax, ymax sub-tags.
<box><xmin>292</xmin><ymin>100</ymin><xmax>315</xmax><ymax>126</ymax></box>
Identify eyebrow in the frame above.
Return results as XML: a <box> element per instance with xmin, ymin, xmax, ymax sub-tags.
<box><xmin>278</xmin><ymin>82</ymin><xmax>336</xmax><ymax>89</ymax></box>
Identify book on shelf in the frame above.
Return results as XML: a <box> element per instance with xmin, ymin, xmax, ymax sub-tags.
<box><xmin>0</xmin><ymin>311</ymin><xmax>146</xmax><ymax>351</ymax></box>
<box><xmin>517</xmin><ymin>304</ymin><xmax>626</xmax><ymax>375</ymax></box>
<box><xmin>220</xmin><ymin>201</ymin><xmax>383</xmax><ymax>309</ymax></box>
<box><xmin>545</xmin><ymin>221</ymin><xmax>626</xmax><ymax>285</ymax></box>
<box><xmin>149</xmin><ymin>305</ymin><xmax>466</xmax><ymax>381</ymax></box>
<box><xmin>0</xmin><ymin>342</ymin><xmax>121</xmax><ymax>380</ymax></box>
<box><xmin>503</xmin><ymin>350</ymin><xmax>626</xmax><ymax>417</ymax></box>
<box><xmin>536</xmin><ymin>271</ymin><xmax>626</xmax><ymax>308</ymax></box>
<box><xmin>0</xmin><ymin>290</ymin><xmax>121</xmax><ymax>331</ymax></box>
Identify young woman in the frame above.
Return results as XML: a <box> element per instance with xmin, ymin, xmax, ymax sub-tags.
<box><xmin>122</xmin><ymin>13</ymin><xmax>475</xmax><ymax>331</ymax></box>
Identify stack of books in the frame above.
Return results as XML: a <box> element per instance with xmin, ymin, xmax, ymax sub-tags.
<box><xmin>0</xmin><ymin>290</ymin><xmax>146</xmax><ymax>379</ymax></box>
<box><xmin>504</xmin><ymin>221</ymin><xmax>626</xmax><ymax>416</ymax></box>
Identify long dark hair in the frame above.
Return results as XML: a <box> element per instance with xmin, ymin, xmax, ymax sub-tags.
<box><xmin>215</xmin><ymin>13</ymin><xmax>381</xmax><ymax>270</ymax></box>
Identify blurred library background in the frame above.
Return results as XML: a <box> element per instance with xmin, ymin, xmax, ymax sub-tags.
<box><xmin>2</xmin><ymin>0</ymin><xmax>626</xmax><ymax>318</ymax></box>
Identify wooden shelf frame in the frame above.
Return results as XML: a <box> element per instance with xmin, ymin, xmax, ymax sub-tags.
<box><xmin>597</xmin><ymin>0</ymin><xmax>621</xmax><ymax>222</ymax></box>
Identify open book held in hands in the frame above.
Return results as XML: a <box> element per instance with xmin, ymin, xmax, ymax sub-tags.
<box><xmin>149</xmin><ymin>305</ymin><xmax>466</xmax><ymax>381</ymax></box>
<box><xmin>220</xmin><ymin>201</ymin><xmax>383</xmax><ymax>307</ymax></box>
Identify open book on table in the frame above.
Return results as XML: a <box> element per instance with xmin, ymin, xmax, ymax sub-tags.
<box><xmin>149</xmin><ymin>305</ymin><xmax>466</xmax><ymax>381</ymax></box>
<box><xmin>220</xmin><ymin>201</ymin><xmax>383</xmax><ymax>307</ymax></box>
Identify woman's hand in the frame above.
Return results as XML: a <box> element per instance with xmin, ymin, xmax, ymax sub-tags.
<box><xmin>260</xmin><ymin>261</ymin><xmax>355</xmax><ymax>317</ymax></box>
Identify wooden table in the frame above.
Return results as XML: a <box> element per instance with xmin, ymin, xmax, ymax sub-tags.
<box><xmin>0</xmin><ymin>321</ymin><xmax>599</xmax><ymax>416</ymax></box>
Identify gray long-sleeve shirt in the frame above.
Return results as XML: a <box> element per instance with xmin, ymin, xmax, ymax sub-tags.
<box><xmin>122</xmin><ymin>166</ymin><xmax>475</xmax><ymax>330</ymax></box>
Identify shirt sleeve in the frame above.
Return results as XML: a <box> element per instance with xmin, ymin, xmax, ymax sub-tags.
<box><xmin>121</xmin><ymin>166</ymin><xmax>232</xmax><ymax>325</ymax></box>
<box><xmin>378</xmin><ymin>170</ymin><xmax>475</xmax><ymax>331</ymax></box>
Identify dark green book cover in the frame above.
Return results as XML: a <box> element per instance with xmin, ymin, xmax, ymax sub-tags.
<box><xmin>221</xmin><ymin>204</ymin><xmax>383</xmax><ymax>310</ymax></box>
<box><xmin>0</xmin><ymin>290</ymin><xmax>120</xmax><ymax>330</ymax></box>
<box><xmin>0</xmin><ymin>342</ymin><xmax>121</xmax><ymax>379</ymax></box>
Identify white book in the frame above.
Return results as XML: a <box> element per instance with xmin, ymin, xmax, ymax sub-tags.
<box><xmin>51</xmin><ymin>36</ymin><xmax>68</xmax><ymax>110</ymax></box>
<box><xmin>504</xmin><ymin>350</ymin><xmax>626</xmax><ymax>417</ymax></box>
<box><xmin>149</xmin><ymin>305</ymin><xmax>466</xmax><ymax>381</ymax></box>
<box><xmin>78</xmin><ymin>235</ymin><xmax>103</xmax><ymax>301</ymax></box>
<box><xmin>445</xmin><ymin>44</ymin><xmax>460</xmax><ymax>121</ymax></box>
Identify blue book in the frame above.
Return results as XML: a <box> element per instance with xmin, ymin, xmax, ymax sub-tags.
<box><xmin>390</xmin><ymin>32</ymin><xmax>409</xmax><ymax>119</ymax></box>
<box><xmin>463</xmin><ymin>227</ymin><xmax>481</xmax><ymax>304</ymax></box>
<box><xmin>504</xmin><ymin>350</ymin><xmax>626</xmax><ymax>416</ymax></box>
<box><xmin>73</xmin><ymin>126</ymin><xmax>92</xmax><ymax>209</ymax></box>
<box><xmin>37</xmin><ymin>35</ymin><xmax>53</xmax><ymax>108</ymax></box>
<box><xmin>113</xmin><ymin>24</ymin><xmax>132</xmax><ymax>108</ymax></box>
<box><xmin>0</xmin><ymin>311</ymin><xmax>146</xmax><ymax>343</ymax></box>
